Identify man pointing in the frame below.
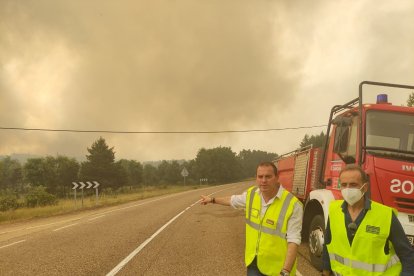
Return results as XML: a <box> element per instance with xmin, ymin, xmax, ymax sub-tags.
<box><xmin>201</xmin><ymin>161</ymin><xmax>303</xmax><ymax>276</ymax></box>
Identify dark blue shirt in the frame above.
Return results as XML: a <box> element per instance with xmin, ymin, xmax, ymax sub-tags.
<box><xmin>322</xmin><ymin>197</ymin><xmax>414</xmax><ymax>275</ymax></box>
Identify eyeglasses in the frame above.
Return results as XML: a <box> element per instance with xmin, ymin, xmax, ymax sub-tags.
<box><xmin>348</xmin><ymin>222</ymin><xmax>357</xmax><ymax>236</ymax></box>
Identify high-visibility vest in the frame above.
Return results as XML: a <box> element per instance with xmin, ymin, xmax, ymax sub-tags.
<box><xmin>327</xmin><ymin>200</ymin><xmax>402</xmax><ymax>276</ymax></box>
<box><xmin>245</xmin><ymin>186</ymin><xmax>300</xmax><ymax>276</ymax></box>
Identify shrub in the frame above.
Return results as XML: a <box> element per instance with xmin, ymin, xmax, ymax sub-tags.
<box><xmin>101</xmin><ymin>187</ymin><xmax>115</xmax><ymax>197</ymax></box>
<box><xmin>25</xmin><ymin>186</ymin><xmax>58</xmax><ymax>207</ymax></box>
<box><xmin>116</xmin><ymin>186</ymin><xmax>132</xmax><ymax>194</ymax></box>
<box><xmin>0</xmin><ymin>195</ymin><xmax>19</xmax><ymax>211</ymax></box>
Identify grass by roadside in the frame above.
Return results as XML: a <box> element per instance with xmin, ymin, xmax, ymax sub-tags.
<box><xmin>0</xmin><ymin>184</ymin><xmax>207</xmax><ymax>225</ymax></box>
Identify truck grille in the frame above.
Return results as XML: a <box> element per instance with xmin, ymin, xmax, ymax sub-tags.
<box><xmin>395</xmin><ymin>197</ymin><xmax>414</xmax><ymax>210</ymax></box>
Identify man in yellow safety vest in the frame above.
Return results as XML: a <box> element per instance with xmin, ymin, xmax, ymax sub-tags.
<box><xmin>322</xmin><ymin>164</ymin><xmax>414</xmax><ymax>276</ymax></box>
<box><xmin>201</xmin><ymin>161</ymin><xmax>303</xmax><ymax>276</ymax></box>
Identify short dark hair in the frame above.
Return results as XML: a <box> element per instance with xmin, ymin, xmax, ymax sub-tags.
<box><xmin>256</xmin><ymin>161</ymin><xmax>278</xmax><ymax>175</ymax></box>
<box><xmin>339</xmin><ymin>164</ymin><xmax>369</xmax><ymax>183</ymax></box>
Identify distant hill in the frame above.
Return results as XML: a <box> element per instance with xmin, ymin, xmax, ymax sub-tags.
<box><xmin>142</xmin><ymin>159</ymin><xmax>188</xmax><ymax>167</ymax></box>
<box><xmin>0</xmin><ymin>153</ymin><xmax>86</xmax><ymax>164</ymax></box>
<box><xmin>0</xmin><ymin>153</ymin><xmax>41</xmax><ymax>164</ymax></box>
<box><xmin>0</xmin><ymin>154</ymin><xmax>187</xmax><ymax>166</ymax></box>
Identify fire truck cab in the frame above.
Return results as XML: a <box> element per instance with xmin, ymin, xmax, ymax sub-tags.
<box><xmin>275</xmin><ymin>81</ymin><xmax>414</xmax><ymax>270</ymax></box>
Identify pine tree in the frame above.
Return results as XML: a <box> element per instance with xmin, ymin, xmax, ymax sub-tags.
<box><xmin>407</xmin><ymin>92</ymin><xmax>414</xmax><ymax>107</ymax></box>
<box><xmin>80</xmin><ymin>137</ymin><xmax>126</xmax><ymax>189</ymax></box>
<box><xmin>299</xmin><ymin>132</ymin><xmax>326</xmax><ymax>148</ymax></box>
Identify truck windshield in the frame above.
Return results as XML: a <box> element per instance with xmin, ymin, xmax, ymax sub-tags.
<box><xmin>366</xmin><ymin>110</ymin><xmax>414</xmax><ymax>160</ymax></box>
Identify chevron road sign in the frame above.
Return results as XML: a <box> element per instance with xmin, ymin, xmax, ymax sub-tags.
<box><xmin>92</xmin><ymin>181</ymin><xmax>100</xmax><ymax>189</ymax></box>
<box><xmin>72</xmin><ymin>181</ymin><xmax>100</xmax><ymax>189</ymax></box>
<box><xmin>72</xmin><ymin>181</ymin><xmax>100</xmax><ymax>208</ymax></box>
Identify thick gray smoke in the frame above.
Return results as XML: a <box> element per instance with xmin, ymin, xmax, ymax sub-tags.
<box><xmin>1</xmin><ymin>0</ymin><xmax>413</xmax><ymax>161</ymax></box>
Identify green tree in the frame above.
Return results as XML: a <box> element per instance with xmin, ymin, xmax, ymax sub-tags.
<box><xmin>42</xmin><ymin>156</ymin><xmax>60</xmax><ymax>195</ymax></box>
<box><xmin>194</xmin><ymin>147</ymin><xmax>242</xmax><ymax>184</ymax></box>
<box><xmin>118</xmin><ymin>159</ymin><xmax>143</xmax><ymax>187</ymax></box>
<box><xmin>55</xmin><ymin>156</ymin><xmax>80</xmax><ymax>197</ymax></box>
<box><xmin>157</xmin><ymin>160</ymin><xmax>169</xmax><ymax>184</ymax></box>
<box><xmin>238</xmin><ymin>150</ymin><xmax>278</xmax><ymax>178</ymax></box>
<box><xmin>24</xmin><ymin>156</ymin><xmax>80</xmax><ymax>197</ymax></box>
<box><xmin>80</xmin><ymin>137</ymin><xmax>126</xmax><ymax>190</ymax></box>
<box><xmin>407</xmin><ymin>92</ymin><xmax>414</xmax><ymax>107</ymax></box>
<box><xmin>165</xmin><ymin>160</ymin><xmax>181</xmax><ymax>184</ymax></box>
<box><xmin>24</xmin><ymin>158</ymin><xmax>46</xmax><ymax>187</ymax></box>
<box><xmin>299</xmin><ymin>131</ymin><xmax>326</xmax><ymax>148</ymax></box>
<box><xmin>156</xmin><ymin>160</ymin><xmax>181</xmax><ymax>185</ymax></box>
<box><xmin>143</xmin><ymin>163</ymin><xmax>159</xmax><ymax>185</ymax></box>
<box><xmin>0</xmin><ymin>157</ymin><xmax>23</xmax><ymax>191</ymax></box>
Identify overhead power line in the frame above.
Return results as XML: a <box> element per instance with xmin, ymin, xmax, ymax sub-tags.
<box><xmin>0</xmin><ymin>125</ymin><xmax>326</xmax><ymax>134</ymax></box>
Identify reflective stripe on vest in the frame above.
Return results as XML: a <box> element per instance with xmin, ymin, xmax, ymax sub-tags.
<box><xmin>246</xmin><ymin>187</ymin><xmax>258</xmax><ymax>222</ymax></box>
<box><xmin>328</xmin><ymin>253</ymin><xmax>400</xmax><ymax>273</ymax></box>
<box><xmin>245</xmin><ymin>190</ymin><xmax>294</xmax><ymax>239</ymax></box>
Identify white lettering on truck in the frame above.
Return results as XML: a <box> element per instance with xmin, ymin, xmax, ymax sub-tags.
<box><xmin>390</xmin><ymin>179</ymin><xmax>414</xmax><ymax>194</ymax></box>
<box><xmin>402</xmin><ymin>165</ymin><xmax>414</xmax><ymax>172</ymax></box>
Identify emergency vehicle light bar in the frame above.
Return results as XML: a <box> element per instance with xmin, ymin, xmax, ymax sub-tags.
<box><xmin>376</xmin><ymin>94</ymin><xmax>388</xmax><ymax>104</ymax></box>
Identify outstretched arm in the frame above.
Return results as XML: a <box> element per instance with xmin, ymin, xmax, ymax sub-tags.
<box><xmin>200</xmin><ymin>195</ymin><xmax>232</xmax><ymax>206</ymax></box>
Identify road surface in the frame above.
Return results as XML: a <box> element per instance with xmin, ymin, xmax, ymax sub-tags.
<box><xmin>0</xmin><ymin>182</ymin><xmax>320</xmax><ymax>275</ymax></box>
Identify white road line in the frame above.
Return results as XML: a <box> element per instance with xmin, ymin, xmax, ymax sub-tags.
<box><xmin>88</xmin><ymin>215</ymin><xmax>106</xmax><ymax>221</ymax></box>
<box><xmin>106</xmin><ymin>207</ymin><xmax>191</xmax><ymax>276</ymax></box>
<box><xmin>106</xmin><ymin>186</ymin><xmax>236</xmax><ymax>276</ymax></box>
<box><xmin>26</xmin><ymin>220</ymin><xmax>77</xmax><ymax>230</ymax></box>
<box><xmin>52</xmin><ymin>223</ymin><xmax>79</xmax><ymax>232</ymax></box>
<box><xmin>0</xmin><ymin>239</ymin><xmax>26</xmax><ymax>249</ymax></box>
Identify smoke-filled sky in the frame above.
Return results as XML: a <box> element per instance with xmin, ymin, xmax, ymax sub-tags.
<box><xmin>1</xmin><ymin>0</ymin><xmax>414</xmax><ymax>162</ymax></box>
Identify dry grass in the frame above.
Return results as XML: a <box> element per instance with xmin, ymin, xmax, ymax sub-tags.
<box><xmin>0</xmin><ymin>185</ymin><xmax>205</xmax><ymax>224</ymax></box>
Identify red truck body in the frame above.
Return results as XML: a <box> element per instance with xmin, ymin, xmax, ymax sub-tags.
<box><xmin>274</xmin><ymin>81</ymin><xmax>414</xmax><ymax>270</ymax></box>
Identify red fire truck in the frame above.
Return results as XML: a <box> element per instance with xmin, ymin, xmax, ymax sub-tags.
<box><xmin>274</xmin><ymin>81</ymin><xmax>414</xmax><ymax>270</ymax></box>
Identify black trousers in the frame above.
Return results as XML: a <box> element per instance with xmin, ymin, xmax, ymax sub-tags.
<box><xmin>247</xmin><ymin>257</ymin><xmax>267</xmax><ymax>276</ymax></box>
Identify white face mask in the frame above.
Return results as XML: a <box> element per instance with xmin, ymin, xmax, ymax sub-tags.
<box><xmin>341</xmin><ymin>183</ymin><xmax>366</xmax><ymax>206</ymax></box>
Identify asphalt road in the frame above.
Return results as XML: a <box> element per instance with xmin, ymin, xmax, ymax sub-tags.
<box><xmin>0</xmin><ymin>182</ymin><xmax>320</xmax><ymax>275</ymax></box>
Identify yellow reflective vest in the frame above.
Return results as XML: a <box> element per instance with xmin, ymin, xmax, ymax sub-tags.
<box><xmin>245</xmin><ymin>186</ymin><xmax>300</xmax><ymax>276</ymax></box>
<box><xmin>327</xmin><ymin>200</ymin><xmax>402</xmax><ymax>276</ymax></box>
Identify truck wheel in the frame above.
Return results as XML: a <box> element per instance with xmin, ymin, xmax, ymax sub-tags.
<box><xmin>308</xmin><ymin>214</ymin><xmax>325</xmax><ymax>271</ymax></box>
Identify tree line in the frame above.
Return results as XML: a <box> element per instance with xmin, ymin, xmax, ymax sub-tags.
<box><xmin>0</xmin><ymin>131</ymin><xmax>329</xmax><ymax>211</ymax></box>
<box><xmin>0</xmin><ymin>137</ymin><xmax>278</xmax><ymax>210</ymax></box>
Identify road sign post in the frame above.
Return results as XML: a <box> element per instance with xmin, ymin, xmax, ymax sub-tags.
<box><xmin>181</xmin><ymin>167</ymin><xmax>189</xmax><ymax>185</ymax></box>
<box><xmin>93</xmin><ymin>181</ymin><xmax>100</xmax><ymax>205</ymax></box>
<box><xmin>79</xmin><ymin>182</ymin><xmax>86</xmax><ymax>207</ymax></box>
<box><xmin>72</xmin><ymin>182</ymin><xmax>78</xmax><ymax>209</ymax></box>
